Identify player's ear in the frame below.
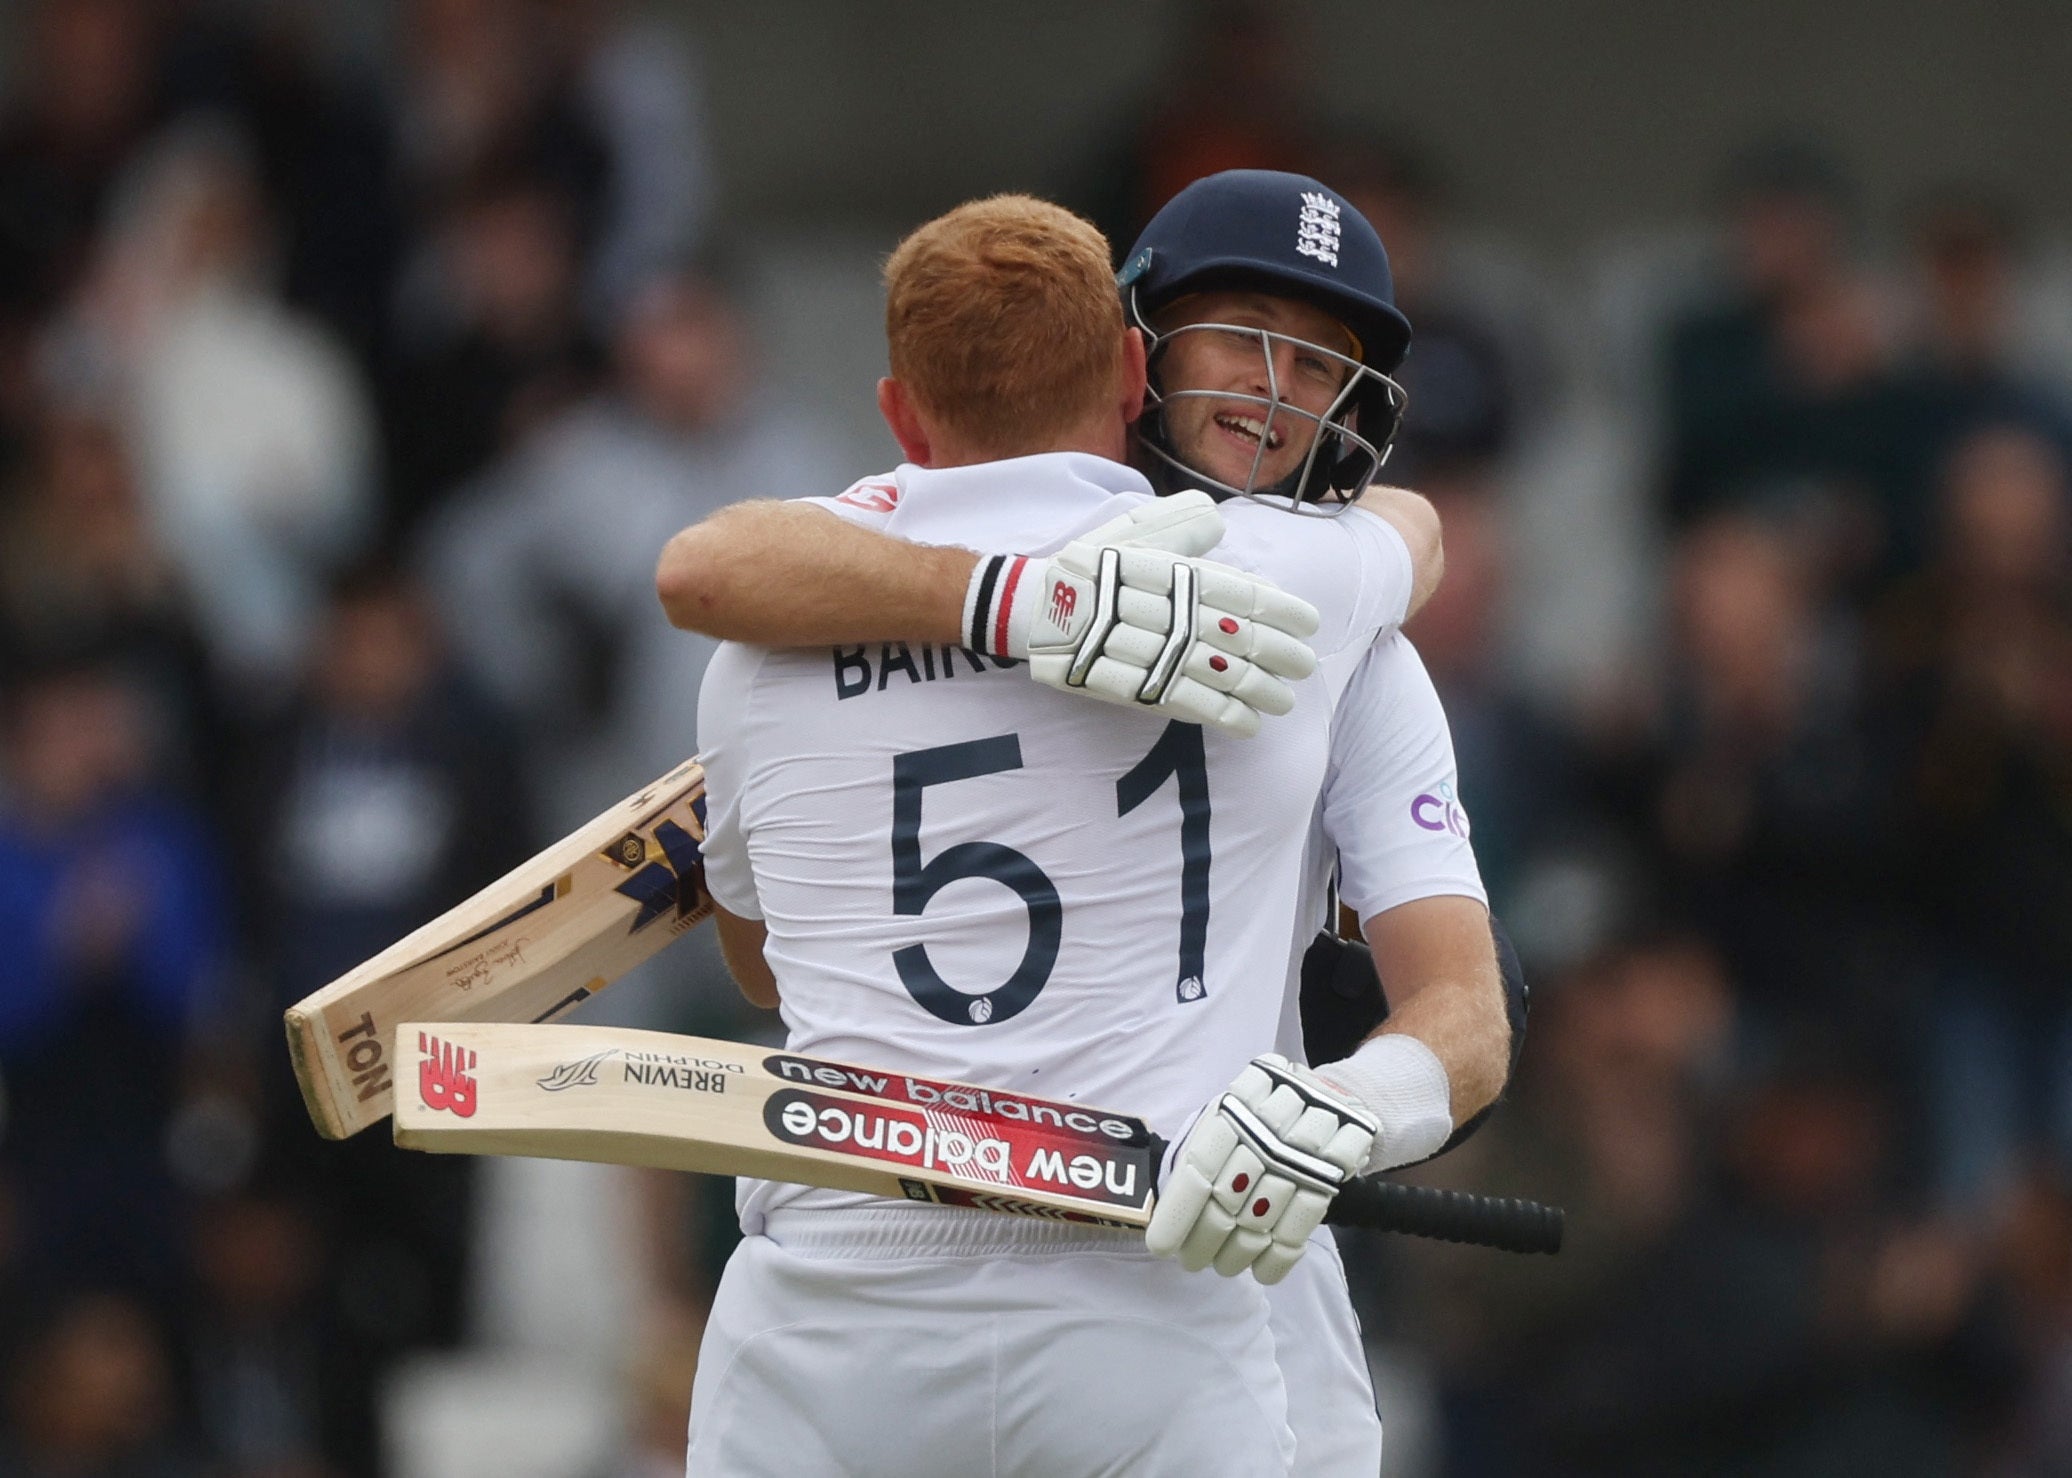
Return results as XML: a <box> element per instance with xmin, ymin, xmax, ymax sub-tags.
<box><xmin>877</xmin><ymin>377</ymin><xmax>934</xmax><ymax>465</ymax></box>
<box><xmin>1118</xmin><ymin>329</ymin><xmax>1148</xmax><ymax>423</ymax></box>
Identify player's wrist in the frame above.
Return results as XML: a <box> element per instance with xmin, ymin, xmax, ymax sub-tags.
<box><xmin>1314</xmin><ymin>1033</ymin><xmax>1452</xmax><ymax>1174</ymax></box>
<box><xmin>962</xmin><ymin>553</ymin><xmax>1037</xmax><ymax>658</ymax></box>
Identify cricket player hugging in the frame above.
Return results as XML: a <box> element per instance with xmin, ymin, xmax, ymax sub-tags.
<box><xmin>669</xmin><ymin>176</ymin><xmax>1508</xmax><ymax>1476</ymax></box>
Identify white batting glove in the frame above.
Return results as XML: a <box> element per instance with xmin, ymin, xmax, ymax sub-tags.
<box><xmin>1145</xmin><ymin>1054</ymin><xmax>1377</xmax><ymax>1286</ymax></box>
<box><xmin>962</xmin><ymin>491</ymin><xmax>1320</xmax><ymax>738</ymax></box>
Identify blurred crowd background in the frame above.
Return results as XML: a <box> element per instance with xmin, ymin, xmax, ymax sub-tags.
<box><xmin>0</xmin><ymin>1</ymin><xmax>2066</xmax><ymax>1475</ymax></box>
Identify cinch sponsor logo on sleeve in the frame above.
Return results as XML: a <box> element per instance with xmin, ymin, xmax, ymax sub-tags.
<box><xmin>763</xmin><ymin>1054</ymin><xmax>1150</xmax><ymax>1147</ymax></box>
<box><xmin>1410</xmin><ymin>780</ymin><xmax>1471</xmax><ymax>839</ymax></box>
<box><xmin>762</xmin><ymin>1087</ymin><xmax>1154</xmax><ymax>1208</ymax></box>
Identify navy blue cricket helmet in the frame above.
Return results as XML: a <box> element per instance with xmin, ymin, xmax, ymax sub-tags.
<box><xmin>1119</xmin><ymin>169</ymin><xmax>1412</xmax><ymax>509</ymax></box>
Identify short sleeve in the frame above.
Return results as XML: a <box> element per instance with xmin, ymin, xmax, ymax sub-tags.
<box><xmin>1324</xmin><ymin>635</ymin><xmax>1487</xmax><ymax>920</ymax></box>
<box><xmin>694</xmin><ymin>641</ymin><xmax>767</xmax><ymax>919</ymax></box>
<box><xmin>1336</xmin><ymin>504</ymin><xmax>1414</xmax><ymax>644</ymax></box>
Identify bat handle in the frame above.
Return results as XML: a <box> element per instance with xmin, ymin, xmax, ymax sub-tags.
<box><xmin>1323</xmin><ymin>1177</ymin><xmax>1564</xmax><ymax>1255</ymax></box>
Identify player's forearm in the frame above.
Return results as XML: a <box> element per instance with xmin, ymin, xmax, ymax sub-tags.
<box><xmin>656</xmin><ymin>501</ymin><xmax>975</xmax><ymax>646</ymax></box>
<box><xmin>1356</xmin><ymin>895</ymin><xmax>1508</xmax><ymax>1124</ymax></box>
<box><xmin>1368</xmin><ymin>967</ymin><xmax>1508</xmax><ymax>1124</ymax></box>
<box><xmin>1152</xmin><ymin>895</ymin><xmax>1506</xmax><ymax>1271</ymax></box>
<box><xmin>1353</xmin><ymin>485</ymin><xmax>1444</xmax><ymax>619</ymax></box>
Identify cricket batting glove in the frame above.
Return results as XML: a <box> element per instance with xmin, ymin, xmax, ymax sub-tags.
<box><xmin>962</xmin><ymin>490</ymin><xmax>1320</xmax><ymax>738</ymax></box>
<box><xmin>1146</xmin><ymin>1054</ymin><xmax>1378</xmax><ymax>1286</ymax></box>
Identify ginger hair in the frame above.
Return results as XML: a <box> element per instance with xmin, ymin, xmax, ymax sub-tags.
<box><xmin>883</xmin><ymin>195</ymin><xmax>1125</xmax><ymax>456</ymax></box>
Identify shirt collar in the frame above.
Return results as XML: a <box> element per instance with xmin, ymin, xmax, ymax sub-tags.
<box><xmin>883</xmin><ymin>453</ymin><xmax>1154</xmax><ymax>552</ymax></box>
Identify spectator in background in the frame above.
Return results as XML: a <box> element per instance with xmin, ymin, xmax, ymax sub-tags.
<box><xmin>227</xmin><ymin>560</ymin><xmax>529</xmax><ymax>1073</ymax></box>
<box><xmin>537</xmin><ymin>0</ymin><xmax>713</xmax><ymax>325</ymax></box>
<box><xmin>425</xmin><ymin>264</ymin><xmax>844</xmax><ymax>838</ymax></box>
<box><xmin>1074</xmin><ymin>0</ymin><xmax>1321</xmax><ymax>249</ymax></box>
<box><xmin>1407</xmin><ymin>946</ymin><xmax>2016</xmax><ymax>1475</ymax></box>
<box><xmin>226</xmin><ymin>558</ymin><xmax>512</xmax><ymax>1216</ymax></box>
<box><xmin>1885</xmin><ymin>192</ymin><xmax>2072</xmax><ymax>563</ymax></box>
<box><xmin>0</xmin><ymin>1292</ymin><xmax>205</xmax><ymax>1478</ymax></box>
<box><xmin>44</xmin><ymin>117</ymin><xmax>378</xmax><ymax>690</ymax></box>
<box><xmin>185</xmin><ymin>1183</ymin><xmax>350</xmax><ymax>1478</ymax></box>
<box><xmin>1661</xmin><ymin>143</ymin><xmax>1926</xmax><ymax>586</ymax></box>
<box><xmin>1595</xmin><ymin>513</ymin><xmax>1906</xmax><ymax>1051</ymax></box>
<box><xmin>1991</xmin><ymin>1173</ymin><xmax>2072</xmax><ymax>1473</ymax></box>
<box><xmin>0</xmin><ymin>402</ymin><xmax>222</xmax><ymax>799</ymax></box>
<box><xmin>1402</xmin><ymin>488</ymin><xmax>1575</xmax><ymax>921</ymax></box>
<box><xmin>152</xmin><ymin>0</ymin><xmax>408</xmax><ymax>368</ymax></box>
<box><xmin>389</xmin><ymin>0</ymin><xmax>608</xmax><ymax>274</ymax></box>
<box><xmin>222</xmin><ymin>566</ymin><xmax>518</xmax><ymax>1463</ymax></box>
<box><xmin>379</xmin><ymin>163</ymin><xmax>601</xmax><ymax>542</ymax></box>
<box><xmin>1876</xmin><ymin>424</ymin><xmax>2072</xmax><ymax>1213</ymax></box>
<box><xmin>1536</xmin><ymin>1043</ymin><xmax>2012</xmax><ymax>1475</ymax></box>
<box><xmin>0</xmin><ymin>655</ymin><xmax>231</xmax><ymax>1300</ymax></box>
<box><xmin>0</xmin><ymin>0</ymin><xmax>162</xmax><ymax>457</ymax></box>
<box><xmin>1909</xmin><ymin>193</ymin><xmax>2036</xmax><ymax>394</ymax></box>
<box><xmin>1380</xmin><ymin>936</ymin><xmax>1737</xmax><ymax>1476</ymax></box>
<box><xmin>1333</xmin><ymin>138</ymin><xmax>1523</xmax><ymax>495</ymax></box>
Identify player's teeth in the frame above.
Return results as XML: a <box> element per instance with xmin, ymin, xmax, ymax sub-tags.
<box><xmin>1217</xmin><ymin>414</ymin><xmax>1279</xmax><ymax>449</ymax></box>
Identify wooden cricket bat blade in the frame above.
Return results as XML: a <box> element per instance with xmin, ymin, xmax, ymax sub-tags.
<box><xmin>393</xmin><ymin>1022</ymin><xmax>1163</xmax><ymax>1228</ymax></box>
<box><xmin>285</xmin><ymin>759</ymin><xmax>712</xmax><ymax>1141</ymax></box>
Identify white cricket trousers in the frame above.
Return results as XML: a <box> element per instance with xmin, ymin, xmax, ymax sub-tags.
<box><xmin>686</xmin><ymin>1207</ymin><xmax>1295</xmax><ymax>1476</ymax></box>
<box><xmin>1265</xmin><ymin>1232</ymin><xmax>1384</xmax><ymax>1476</ymax></box>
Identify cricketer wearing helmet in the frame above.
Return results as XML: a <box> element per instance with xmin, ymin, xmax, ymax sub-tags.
<box><xmin>1120</xmin><ymin>175</ymin><xmax>1509</xmax><ymax>1474</ymax></box>
<box><xmin>658</xmin><ymin>174</ymin><xmax>1512</xmax><ymax>1475</ymax></box>
<box><xmin>680</xmin><ymin>192</ymin><xmax>1427</xmax><ymax>1476</ymax></box>
<box><xmin>1121</xmin><ymin>168</ymin><xmax>1413</xmax><ymax>517</ymax></box>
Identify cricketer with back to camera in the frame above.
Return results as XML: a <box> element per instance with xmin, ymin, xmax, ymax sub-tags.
<box><xmin>654</xmin><ymin>173</ymin><xmax>1515</xmax><ymax>1475</ymax></box>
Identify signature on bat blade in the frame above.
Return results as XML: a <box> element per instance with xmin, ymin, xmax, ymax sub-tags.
<box><xmin>446</xmin><ymin>939</ymin><xmax>529</xmax><ymax>992</ymax></box>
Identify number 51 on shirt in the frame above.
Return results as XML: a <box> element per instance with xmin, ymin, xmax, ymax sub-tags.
<box><xmin>892</xmin><ymin>719</ymin><xmax>1210</xmax><ymax>1027</ymax></box>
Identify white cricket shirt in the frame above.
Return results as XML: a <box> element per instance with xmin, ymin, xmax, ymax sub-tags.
<box><xmin>1274</xmin><ymin>634</ymin><xmax>1492</xmax><ymax>1063</ymax></box>
<box><xmin>696</xmin><ymin>453</ymin><xmax>1411</xmax><ymax>1228</ymax></box>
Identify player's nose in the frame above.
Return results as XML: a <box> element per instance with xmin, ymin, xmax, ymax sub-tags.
<box><xmin>1236</xmin><ymin>351</ymin><xmax>1277</xmax><ymax>401</ymax></box>
<box><xmin>1234</xmin><ymin>340</ymin><xmax>1295</xmax><ymax>401</ymax></box>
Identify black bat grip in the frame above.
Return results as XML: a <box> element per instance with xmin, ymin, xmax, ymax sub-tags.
<box><xmin>1323</xmin><ymin>1177</ymin><xmax>1564</xmax><ymax>1255</ymax></box>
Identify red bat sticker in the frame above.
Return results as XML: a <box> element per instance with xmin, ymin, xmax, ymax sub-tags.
<box><xmin>419</xmin><ymin>1032</ymin><xmax>479</xmax><ymax>1117</ymax></box>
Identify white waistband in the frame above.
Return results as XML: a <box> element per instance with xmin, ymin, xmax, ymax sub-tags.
<box><xmin>761</xmin><ymin>1204</ymin><xmax>1149</xmax><ymax>1260</ymax></box>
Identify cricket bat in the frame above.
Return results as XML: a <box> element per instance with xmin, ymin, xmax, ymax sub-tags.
<box><xmin>286</xmin><ymin>759</ymin><xmax>713</xmax><ymax>1141</ymax></box>
<box><xmin>394</xmin><ymin>1022</ymin><xmax>1565</xmax><ymax>1252</ymax></box>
